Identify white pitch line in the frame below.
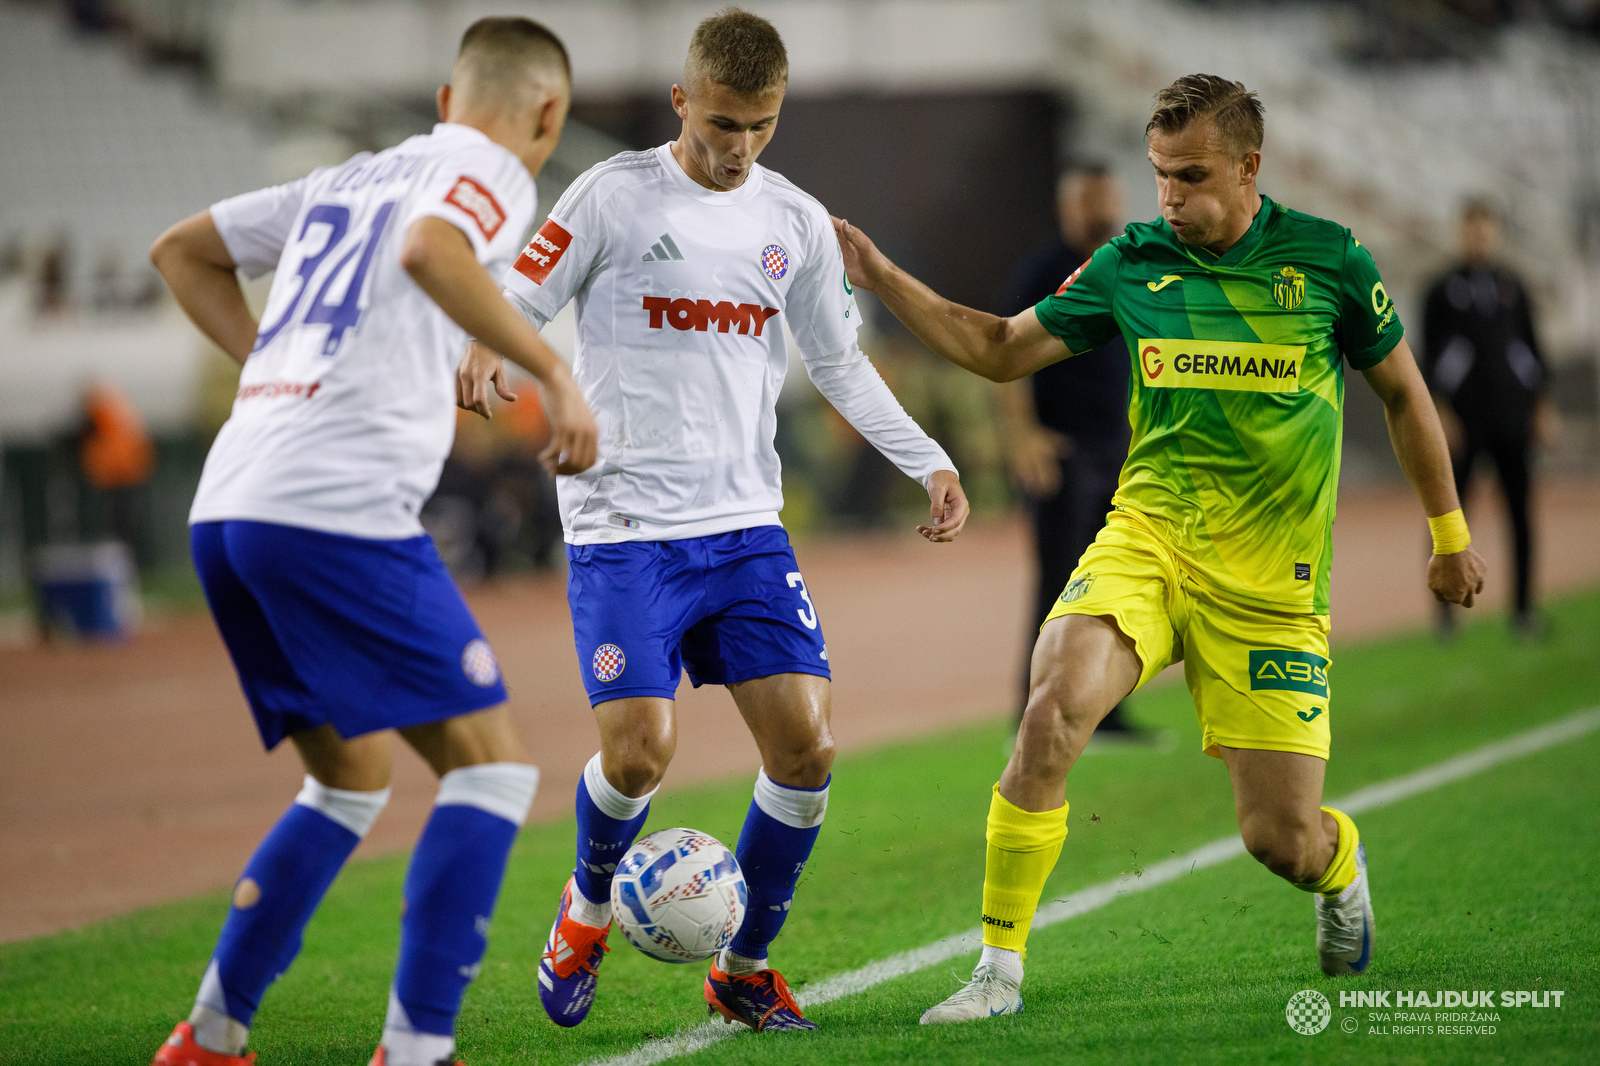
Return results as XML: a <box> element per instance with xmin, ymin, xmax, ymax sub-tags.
<box><xmin>586</xmin><ymin>705</ymin><xmax>1600</xmax><ymax>1066</ymax></box>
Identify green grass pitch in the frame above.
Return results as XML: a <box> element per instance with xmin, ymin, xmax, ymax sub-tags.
<box><xmin>3</xmin><ymin>590</ymin><xmax>1597</xmax><ymax>1065</ymax></box>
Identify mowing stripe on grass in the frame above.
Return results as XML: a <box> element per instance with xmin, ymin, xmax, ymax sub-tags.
<box><xmin>588</xmin><ymin>705</ymin><xmax>1600</xmax><ymax>1066</ymax></box>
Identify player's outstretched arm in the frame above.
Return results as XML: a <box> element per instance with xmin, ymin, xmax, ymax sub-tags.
<box><xmin>831</xmin><ymin>216</ymin><xmax>1069</xmax><ymax>382</ymax></box>
<box><xmin>149</xmin><ymin>211</ymin><xmax>258</xmax><ymax>366</ymax></box>
<box><xmin>1363</xmin><ymin>338</ymin><xmax>1486</xmax><ymax>607</ymax></box>
<box><xmin>400</xmin><ymin>217</ymin><xmax>597</xmax><ymax>475</ymax></box>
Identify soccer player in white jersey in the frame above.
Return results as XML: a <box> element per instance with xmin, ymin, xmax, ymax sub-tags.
<box><xmin>457</xmin><ymin>8</ymin><xmax>966</xmax><ymax>1034</ymax></box>
<box><xmin>145</xmin><ymin>20</ymin><xmax>595</xmax><ymax>1066</ymax></box>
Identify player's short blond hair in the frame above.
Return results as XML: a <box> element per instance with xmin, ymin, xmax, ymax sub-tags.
<box><xmin>1147</xmin><ymin>74</ymin><xmax>1264</xmax><ymax>159</ymax></box>
<box><xmin>684</xmin><ymin>7</ymin><xmax>788</xmax><ymax>98</ymax></box>
<box><xmin>453</xmin><ymin>16</ymin><xmax>570</xmax><ymax>106</ymax></box>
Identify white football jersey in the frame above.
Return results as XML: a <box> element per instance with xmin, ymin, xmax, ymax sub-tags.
<box><xmin>190</xmin><ymin>123</ymin><xmax>535</xmax><ymax>538</ymax></box>
<box><xmin>503</xmin><ymin>143</ymin><xmax>954</xmax><ymax>544</ymax></box>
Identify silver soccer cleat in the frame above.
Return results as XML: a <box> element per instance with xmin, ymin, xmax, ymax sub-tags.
<box><xmin>919</xmin><ymin>961</ymin><xmax>1024</xmax><ymax>1024</ymax></box>
<box><xmin>1316</xmin><ymin>842</ymin><xmax>1375</xmax><ymax>975</ymax></box>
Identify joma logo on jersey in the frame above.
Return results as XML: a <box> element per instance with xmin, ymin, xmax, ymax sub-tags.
<box><xmin>982</xmin><ymin>914</ymin><xmax>1016</xmax><ymax>930</ymax></box>
<box><xmin>1137</xmin><ymin>338</ymin><xmax>1307</xmax><ymax>394</ymax></box>
<box><xmin>642</xmin><ymin>296</ymin><xmax>780</xmax><ymax>336</ymax></box>
<box><xmin>513</xmin><ymin>219</ymin><xmax>571</xmax><ymax>285</ymax></box>
<box><xmin>1248</xmin><ymin>650</ymin><xmax>1329</xmax><ymax>698</ymax></box>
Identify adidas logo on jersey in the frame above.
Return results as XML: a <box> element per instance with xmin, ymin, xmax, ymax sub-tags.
<box><xmin>642</xmin><ymin>295</ymin><xmax>780</xmax><ymax>336</ymax></box>
<box><xmin>641</xmin><ymin>233</ymin><xmax>685</xmax><ymax>262</ymax></box>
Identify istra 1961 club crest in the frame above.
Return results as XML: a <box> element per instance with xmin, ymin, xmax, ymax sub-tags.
<box><xmin>1272</xmin><ymin>265</ymin><xmax>1306</xmax><ymax>310</ymax></box>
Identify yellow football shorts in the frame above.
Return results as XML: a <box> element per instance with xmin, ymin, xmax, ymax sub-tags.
<box><xmin>1044</xmin><ymin>508</ymin><xmax>1332</xmax><ymax>760</ymax></box>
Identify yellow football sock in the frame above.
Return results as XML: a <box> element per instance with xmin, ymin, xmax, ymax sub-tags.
<box><xmin>1297</xmin><ymin>806</ymin><xmax>1359</xmax><ymax>896</ymax></box>
<box><xmin>981</xmin><ymin>784</ymin><xmax>1069</xmax><ymax>956</ymax></box>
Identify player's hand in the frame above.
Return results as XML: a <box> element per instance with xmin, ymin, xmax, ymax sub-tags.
<box><xmin>1428</xmin><ymin>546</ymin><xmax>1486</xmax><ymax>607</ymax></box>
<box><xmin>830</xmin><ymin>215</ymin><xmax>892</xmax><ymax>293</ymax></box>
<box><xmin>918</xmin><ymin>469</ymin><xmax>969</xmax><ymax>543</ymax></box>
<box><xmin>1007</xmin><ymin>427</ymin><xmax>1072</xmax><ymax>498</ymax></box>
<box><xmin>539</xmin><ymin>371</ymin><xmax>599</xmax><ymax>476</ymax></box>
<box><xmin>456</xmin><ymin>341</ymin><xmax>518</xmax><ymax>419</ymax></box>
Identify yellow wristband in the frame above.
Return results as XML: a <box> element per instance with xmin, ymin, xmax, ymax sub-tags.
<box><xmin>1428</xmin><ymin>509</ymin><xmax>1471</xmax><ymax>555</ymax></box>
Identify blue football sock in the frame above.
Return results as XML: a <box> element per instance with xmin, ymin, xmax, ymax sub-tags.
<box><xmin>389</xmin><ymin>763</ymin><xmax>538</xmax><ymax>1045</ymax></box>
<box><xmin>199</xmin><ymin>777</ymin><xmax>390</xmax><ymax>1031</ymax></box>
<box><xmin>728</xmin><ymin>770</ymin><xmax>830</xmax><ymax>962</ymax></box>
<box><xmin>573</xmin><ymin>752</ymin><xmax>653</xmax><ymax>907</ymax></box>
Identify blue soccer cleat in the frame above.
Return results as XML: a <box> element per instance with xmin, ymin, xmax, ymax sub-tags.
<box><xmin>1317</xmin><ymin>842</ymin><xmax>1375</xmax><ymax>975</ymax></box>
<box><xmin>538</xmin><ymin>877</ymin><xmax>612</xmax><ymax>1027</ymax></box>
<box><xmin>705</xmin><ymin>963</ymin><xmax>817</xmax><ymax>1032</ymax></box>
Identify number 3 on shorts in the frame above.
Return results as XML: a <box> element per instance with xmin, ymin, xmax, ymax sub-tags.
<box><xmin>785</xmin><ymin>572</ymin><xmax>817</xmax><ymax>629</ymax></box>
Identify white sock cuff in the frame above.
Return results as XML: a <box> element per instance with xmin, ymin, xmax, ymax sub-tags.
<box><xmin>435</xmin><ymin>762</ymin><xmax>540</xmax><ymax>825</ymax></box>
<box><xmin>584</xmin><ymin>752</ymin><xmax>654</xmax><ymax>821</ymax></box>
<box><xmin>753</xmin><ymin>768</ymin><xmax>830</xmax><ymax>829</ymax></box>
<box><xmin>294</xmin><ymin>775</ymin><xmax>391</xmax><ymax>838</ymax></box>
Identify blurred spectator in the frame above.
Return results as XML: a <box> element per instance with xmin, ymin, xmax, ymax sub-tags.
<box><xmin>90</xmin><ymin>243</ymin><xmax>162</xmax><ymax>312</ymax></box>
<box><xmin>1422</xmin><ymin>199</ymin><xmax>1557</xmax><ymax>637</ymax></box>
<box><xmin>35</xmin><ymin>234</ymin><xmax>71</xmax><ymax>315</ymax></box>
<box><xmin>994</xmin><ymin>163</ymin><xmax>1145</xmax><ymax>738</ymax></box>
<box><xmin>423</xmin><ymin>385</ymin><xmax>562</xmax><ymax>583</ymax></box>
<box><xmin>78</xmin><ymin>380</ymin><xmax>155</xmax><ymax>561</ymax></box>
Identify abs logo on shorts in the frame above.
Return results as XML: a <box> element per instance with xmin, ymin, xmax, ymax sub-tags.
<box><xmin>761</xmin><ymin>243</ymin><xmax>789</xmax><ymax>280</ymax></box>
<box><xmin>461</xmin><ymin>639</ymin><xmax>501</xmax><ymax>688</ymax></box>
<box><xmin>592</xmin><ymin>644</ymin><xmax>626</xmax><ymax>683</ymax></box>
<box><xmin>1249</xmin><ymin>649</ymin><xmax>1329</xmax><ymax>698</ymax></box>
<box><xmin>1059</xmin><ymin>573</ymin><xmax>1096</xmax><ymax>604</ymax></box>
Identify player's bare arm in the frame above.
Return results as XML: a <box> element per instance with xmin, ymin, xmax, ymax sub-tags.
<box><xmin>149</xmin><ymin>210</ymin><xmax>258</xmax><ymax>366</ymax></box>
<box><xmin>832</xmin><ymin>215</ymin><xmax>1069</xmax><ymax>382</ymax></box>
<box><xmin>1362</xmin><ymin>338</ymin><xmax>1487</xmax><ymax>606</ymax></box>
<box><xmin>401</xmin><ymin>215</ymin><xmax>597</xmax><ymax>475</ymax></box>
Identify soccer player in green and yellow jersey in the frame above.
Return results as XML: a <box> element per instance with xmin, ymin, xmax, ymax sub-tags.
<box><xmin>833</xmin><ymin>74</ymin><xmax>1488</xmax><ymax>1022</ymax></box>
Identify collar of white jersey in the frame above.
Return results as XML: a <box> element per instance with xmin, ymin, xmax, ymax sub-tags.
<box><xmin>655</xmin><ymin>143</ymin><xmax>767</xmax><ymax>206</ymax></box>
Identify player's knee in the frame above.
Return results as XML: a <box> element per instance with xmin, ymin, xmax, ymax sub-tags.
<box><xmin>1019</xmin><ymin>681</ymin><xmax>1100</xmax><ymax>751</ymax></box>
<box><xmin>766</xmin><ymin>734</ymin><xmax>834</xmax><ymax>789</ymax></box>
<box><xmin>607</xmin><ymin>748</ymin><xmax>670</xmax><ymax>797</ymax></box>
<box><xmin>1241</xmin><ymin>821</ymin><xmax>1320</xmax><ymax>882</ymax></box>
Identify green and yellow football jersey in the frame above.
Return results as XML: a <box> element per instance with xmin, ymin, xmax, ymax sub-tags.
<box><xmin>1034</xmin><ymin>195</ymin><xmax>1403</xmax><ymax>614</ymax></box>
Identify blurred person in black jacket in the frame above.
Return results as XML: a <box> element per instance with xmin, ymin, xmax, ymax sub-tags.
<box><xmin>1422</xmin><ymin>200</ymin><xmax>1556</xmax><ymax>636</ymax></box>
<box><xmin>995</xmin><ymin>163</ymin><xmax>1147</xmax><ymax>739</ymax></box>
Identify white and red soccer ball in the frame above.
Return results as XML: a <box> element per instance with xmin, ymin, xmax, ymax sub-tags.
<box><xmin>609</xmin><ymin>828</ymin><xmax>746</xmax><ymax>963</ymax></box>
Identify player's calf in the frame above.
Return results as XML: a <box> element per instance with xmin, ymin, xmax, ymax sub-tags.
<box><xmin>378</xmin><ymin>762</ymin><xmax>539</xmax><ymax>1066</ymax></box>
<box><xmin>538</xmin><ymin>753</ymin><xmax>657</xmax><ymax>1027</ymax></box>
<box><xmin>155</xmin><ymin>775</ymin><xmax>390</xmax><ymax>1063</ymax></box>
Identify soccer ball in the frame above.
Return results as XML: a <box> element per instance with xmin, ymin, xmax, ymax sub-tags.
<box><xmin>609</xmin><ymin>828</ymin><xmax>746</xmax><ymax>963</ymax></box>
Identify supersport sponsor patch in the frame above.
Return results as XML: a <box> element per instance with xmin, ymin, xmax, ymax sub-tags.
<box><xmin>235</xmin><ymin>380</ymin><xmax>324</xmax><ymax>402</ymax></box>
<box><xmin>1137</xmin><ymin>338</ymin><xmax>1307</xmax><ymax>393</ymax></box>
<box><xmin>444</xmin><ymin>176</ymin><xmax>506</xmax><ymax>241</ymax></box>
<box><xmin>1055</xmin><ymin>261</ymin><xmax>1087</xmax><ymax>294</ymax></box>
<box><xmin>515</xmin><ymin>218</ymin><xmax>571</xmax><ymax>285</ymax></box>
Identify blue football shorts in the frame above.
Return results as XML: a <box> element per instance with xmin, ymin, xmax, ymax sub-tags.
<box><xmin>191</xmin><ymin>520</ymin><xmax>508</xmax><ymax>749</ymax></box>
<box><xmin>566</xmin><ymin>525</ymin><xmax>830</xmax><ymax>705</ymax></box>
